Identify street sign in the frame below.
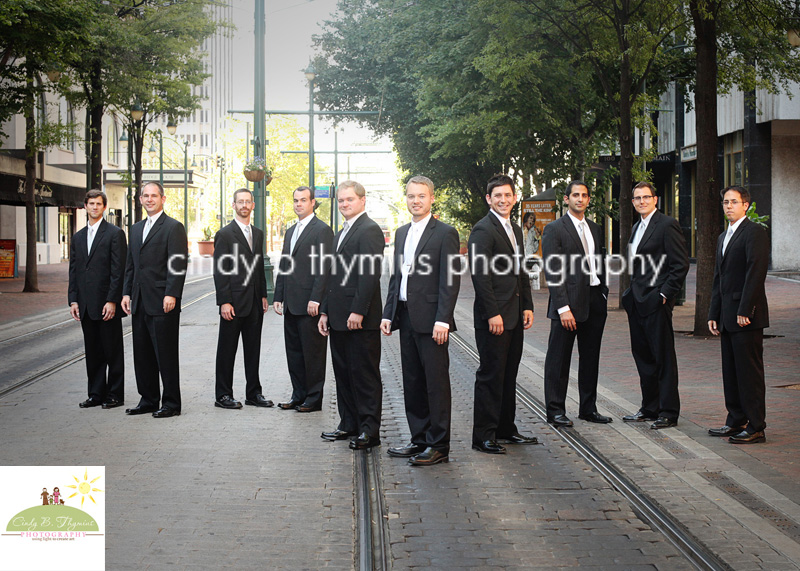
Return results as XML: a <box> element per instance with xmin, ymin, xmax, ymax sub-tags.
<box><xmin>315</xmin><ymin>184</ymin><xmax>330</xmax><ymax>198</ymax></box>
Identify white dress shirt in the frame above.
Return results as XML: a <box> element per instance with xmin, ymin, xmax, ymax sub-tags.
<box><xmin>86</xmin><ymin>219</ymin><xmax>102</xmax><ymax>254</ymax></box>
<box><xmin>722</xmin><ymin>216</ymin><xmax>745</xmax><ymax>255</ymax></box>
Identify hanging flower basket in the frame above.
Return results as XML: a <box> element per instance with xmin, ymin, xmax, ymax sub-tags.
<box><xmin>243</xmin><ymin>157</ymin><xmax>272</xmax><ymax>183</ymax></box>
<box><xmin>244</xmin><ymin>170</ymin><xmax>265</xmax><ymax>182</ymax></box>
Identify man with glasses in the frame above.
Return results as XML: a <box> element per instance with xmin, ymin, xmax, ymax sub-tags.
<box><xmin>707</xmin><ymin>186</ymin><xmax>769</xmax><ymax>444</ymax></box>
<box><xmin>622</xmin><ymin>182</ymin><xmax>689</xmax><ymax>429</ymax></box>
<box><xmin>212</xmin><ymin>188</ymin><xmax>273</xmax><ymax>410</ymax></box>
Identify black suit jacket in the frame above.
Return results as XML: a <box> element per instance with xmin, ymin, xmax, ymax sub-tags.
<box><xmin>468</xmin><ymin>212</ymin><xmax>533</xmax><ymax>330</ymax></box>
<box><xmin>68</xmin><ymin>219</ymin><xmax>127</xmax><ymax>320</ymax></box>
<box><xmin>623</xmin><ymin>209</ymin><xmax>689</xmax><ymax>316</ymax></box>
<box><xmin>708</xmin><ymin>217</ymin><xmax>769</xmax><ymax>332</ymax></box>
<box><xmin>542</xmin><ymin>214</ymin><xmax>608</xmax><ymax>321</ymax></box>
<box><xmin>382</xmin><ymin>217</ymin><xmax>460</xmax><ymax>334</ymax></box>
<box><xmin>213</xmin><ymin>221</ymin><xmax>267</xmax><ymax>316</ymax></box>
<box><xmin>123</xmin><ymin>213</ymin><xmax>188</xmax><ymax>315</ymax></box>
<box><xmin>320</xmin><ymin>213</ymin><xmax>385</xmax><ymax>331</ymax></box>
<box><xmin>274</xmin><ymin>215</ymin><xmax>334</xmax><ymax>315</ymax></box>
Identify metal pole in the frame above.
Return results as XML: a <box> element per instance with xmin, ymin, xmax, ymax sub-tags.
<box><xmin>158</xmin><ymin>131</ymin><xmax>164</xmax><ymax>188</ymax></box>
<box><xmin>219</xmin><ymin>160</ymin><xmax>224</xmax><ymax>228</ymax></box>
<box><xmin>333</xmin><ymin>129</ymin><xmax>339</xmax><ymax>231</ymax></box>
<box><xmin>183</xmin><ymin>140</ymin><xmax>188</xmax><ymax>231</ymax></box>
<box><xmin>127</xmin><ymin>127</ymin><xmax>133</xmax><ymax>234</ymax></box>
<box><xmin>246</xmin><ymin>122</ymin><xmax>250</xmax><ymax>191</ymax></box>
<box><xmin>309</xmin><ymin>78</ymin><xmax>315</xmax><ymax>191</ymax></box>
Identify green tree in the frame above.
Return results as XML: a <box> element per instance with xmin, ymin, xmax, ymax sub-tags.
<box><xmin>688</xmin><ymin>0</ymin><xmax>800</xmax><ymax>335</ymax></box>
<box><xmin>0</xmin><ymin>0</ymin><xmax>90</xmax><ymax>292</ymax></box>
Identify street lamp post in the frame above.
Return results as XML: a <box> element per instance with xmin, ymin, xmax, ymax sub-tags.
<box><xmin>304</xmin><ymin>64</ymin><xmax>316</xmax><ymax>192</ymax></box>
<box><xmin>149</xmin><ymin>127</ymin><xmax>191</xmax><ymax>233</ymax></box>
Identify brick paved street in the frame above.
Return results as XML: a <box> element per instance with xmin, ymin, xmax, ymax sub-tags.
<box><xmin>1</xmin><ymin>259</ymin><xmax>799</xmax><ymax>569</ymax></box>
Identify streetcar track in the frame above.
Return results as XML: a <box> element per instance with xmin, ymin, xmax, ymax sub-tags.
<box><xmin>0</xmin><ymin>289</ymin><xmax>215</xmax><ymax>399</ymax></box>
<box><xmin>449</xmin><ymin>331</ymin><xmax>729</xmax><ymax>571</ymax></box>
<box><xmin>355</xmin><ymin>448</ymin><xmax>389</xmax><ymax>571</ymax></box>
<box><xmin>0</xmin><ymin>275</ymin><xmax>213</xmax><ymax>346</ymax></box>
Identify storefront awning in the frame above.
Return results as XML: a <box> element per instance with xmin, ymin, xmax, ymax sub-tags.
<box><xmin>0</xmin><ymin>173</ymin><xmax>87</xmax><ymax>208</ymax></box>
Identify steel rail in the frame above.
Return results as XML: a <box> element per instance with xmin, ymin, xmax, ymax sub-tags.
<box><xmin>450</xmin><ymin>332</ymin><xmax>729</xmax><ymax>571</ymax></box>
<box><xmin>354</xmin><ymin>448</ymin><xmax>389</xmax><ymax>571</ymax></box>
<box><xmin>0</xmin><ymin>290</ymin><xmax>215</xmax><ymax>399</ymax></box>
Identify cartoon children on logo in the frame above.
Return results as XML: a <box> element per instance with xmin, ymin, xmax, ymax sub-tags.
<box><xmin>39</xmin><ymin>487</ymin><xmax>66</xmax><ymax>506</ymax></box>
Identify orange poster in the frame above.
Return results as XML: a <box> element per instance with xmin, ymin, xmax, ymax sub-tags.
<box><xmin>520</xmin><ymin>200</ymin><xmax>555</xmax><ymax>257</ymax></box>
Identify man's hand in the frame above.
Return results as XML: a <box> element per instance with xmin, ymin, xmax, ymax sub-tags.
<box><xmin>163</xmin><ymin>296</ymin><xmax>177</xmax><ymax>314</ymax></box>
<box><xmin>102</xmin><ymin>302</ymin><xmax>116</xmax><ymax>321</ymax></box>
<box><xmin>559</xmin><ymin>310</ymin><xmax>576</xmax><ymax>331</ymax></box>
<box><xmin>432</xmin><ymin>324</ymin><xmax>449</xmax><ymax>345</ymax></box>
<box><xmin>307</xmin><ymin>301</ymin><xmax>320</xmax><ymax>316</ymax></box>
<box><xmin>70</xmin><ymin>303</ymin><xmax>80</xmax><ymax>321</ymax></box>
<box><xmin>737</xmin><ymin>315</ymin><xmax>751</xmax><ymax>327</ymax></box>
<box><xmin>318</xmin><ymin>313</ymin><xmax>329</xmax><ymax>336</ymax></box>
<box><xmin>262</xmin><ymin>297</ymin><xmax>269</xmax><ymax>314</ymax></box>
<box><xmin>488</xmin><ymin>315</ymin><xmax>504</xmax><ymax>336</ymax></box>
<box><xmin>121</xmin><ymin>295</ymin><xmax>131</xmax><ymax>315</ymax></box>
<box><xmin>380</xmin><ymin>320</ymin><xmax>392</xmax><ymax>336</ymax></box>
<box><xmin>273</xmin><ymin>301</ymin><xmax>283</xmax><ymax>315</ymax></box>
<box><xmin>708</xmin><ymin>320</ymin><xmax>719</xmax><ymax>336</ymax></box>
<box><xmin>221</xmin><ymin>303</ymin><xmax>235</xmax><ymax>321</ymax></box>
<box><xmin>522</xmin><ymin>310</ymin><xmax>534</xmax><ymax>330</ymax></box>
<box><xmin>347</xmin><ymin>313</ymin><xmax>364</xmax><ymax>330</ymax></box>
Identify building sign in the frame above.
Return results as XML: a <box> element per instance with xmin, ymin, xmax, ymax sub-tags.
<box><xmin>315</xmin><ymin>184</ymin><xmax>331</xmax><ymax>199</ymax></box>
<box><xmin>520</xmin><ymin>199</ymin><xmax>556</xmax><ymax>257</ymax></box>
<box><xmin>681</xmin><ymin>145</ymin><xmax>697</xmax><ymax>162</ymax></box>
<box><xmin>103</xmin><ymin>170</ymin><xmax>193</xmax><ymax>185</ymax></box>
<box><xmin>16</xmin><ymin>180</ymin><xmax>53</xmax><ymax>198</ymax></box>
<box><xmin>0</xmin><ymin>239</ymin><xmax>16</xmax><ymax>278</ymax></box>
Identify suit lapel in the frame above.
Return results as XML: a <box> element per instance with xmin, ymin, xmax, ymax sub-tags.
<box><xmin>142</xmin><ymin>214</ymin><xmax>166</xmax><ymax>247</ymax></box>
<box><xmin>292</xmin><ymin>216</ymin><xmax>315</xmax><ymax>254</ymax></box>
<box><xmin>337</xmin><ymin>213</ymin><xmax>365</xmax><ymax>253</ymax></box>
<box><xmin>87</xmin><ymin>220</ymin><xmax>106</xmax><ymax>262</ymax></box>
<box><xmin>395</xmin><ymin>224</ymin><xmax>410</xmax><ymax>264</ymax></box>
<box><xmin>488</xmin><ymin>213</ymin><xmax>514</xmax><ymax>253</ymax></box>
<box><xmin>413</xmin><ymin>217</ymin><xmax>437</xmax><ymax>259</ymax></box>
<box><xmin>722</xmin><ymin>218</ymin><xmax>748</xmax><ymax>261</ymax></box>
<box><xmin>231</xmin><ymin>221</ymin><xmax>251</xmax><ymax>254</ymax></box>
<box><xmin>562</xmin><ymin>216</ymin><xmax>584</xmax><ymax>253</ymax></box>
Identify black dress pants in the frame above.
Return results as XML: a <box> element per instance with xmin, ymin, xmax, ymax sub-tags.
<box><xmin>81</xmin><ymin>315</ymin><xmax>125</xmax><ymax>401</ymax></box>
<box><xmin>131</xmin><ymin>310</ymin><xmax>181</xmax><ymax>411</ymax></box>
<box><xmin>283</xmin><ymin>308</ymin><xmax>327</xmax><ymax>407</ymax></box>
<box><xmin>720</xmin><ymin>327</ymin><xmax>766</xmax><ymax>433</ymax></box>
<box><xmin>215</xmin><ymin>304</ymin><xmax>264</xmax><ymax>400</ymax></box>
<box><xmin>329</xmin><ymin>328</ymin><xmax>382</xmax><ymax>437</ymax></box>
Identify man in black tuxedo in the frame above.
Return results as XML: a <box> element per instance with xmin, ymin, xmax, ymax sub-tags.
<box><xmin>122</xmin><ymin>182</ymin><xmax>188</xmax><ymax>418</ymax></box>
<box><xmin>469</xmin><ymin>174</ymin><xmax>536</xmax><ymax>454</ymax></box>
<box><xmin>708</xmin><ymin>186</ymin><xmax>770</xmax><ymax>444</ymax></box>
<box><xmin>69</xmin><ymin>190</ymin><xmax>127</xmax><ymax>409</ymax></box>
<box><xmin>274</xmin><ymin>186</ymin><xmax>333</xmax><ymax>412</ymax></box>
<box><xmin>212</xmin><ymin>188</ymin><xmax>273</xmax><ymax>410</ymax></box>
<box><xmin>318</xmin><ymin>180</ymin><xmax>385</xmax><ymax>450</ymax></box>
<box><xmin>381</xmin><ymin>176</ymin><xmax>461</xmax><ymax>466</ymax></box>
<box><xmin>542</xmin><ymin>181</ymin><xmax>611</xmax><ymax>427</ymax></box>
<box><xmin>622</xmin><ymin>181</ymin><xmax>689</xmax><ymax>429</ymax></box>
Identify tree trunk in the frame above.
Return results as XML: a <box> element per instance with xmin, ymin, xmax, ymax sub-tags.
<box><xmin>691</xmin><ymin>0</ymin><xmax>720</xmax><ymax>336</ymax></box>
<box><xmin>22</xmin><ymin>67</ymin><xmax>39</xmax><ymax>293</ymax></box>
<box><xmin>89</xmin><ymin>61</ymin><xmax>104</xmax><ymax>190</ymax></box>
<box><xmin>616</xmin><ymin>51</ymin><xmax>634</xmax><ymax>308</ymax></box>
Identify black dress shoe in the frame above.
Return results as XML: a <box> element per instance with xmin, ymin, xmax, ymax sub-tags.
<box><xmin>472</xmin><ymin>440</ymin><xmax>506</xmax><ymax>454</ymax></box>
<box><xmin>349</xmin><ymin>433</ymin><xmax>381</xmax><ymax>450</ymax></box>
<box><xmin>277</xmin><ymin>399</ymin><xmax>302</xmax><ymax>410</ymax></box>
<box><xmin>547</xmin><ymin>414</ymin><xmax>574</xmax><ymax>427</ymax></box>
<box><xmin>79</xmin><ymin>397</ymin><xmax>103</xmax><ymax>408</ymax></box>
<box><xmin>650</xmin><ymin>417</ymin><xmax>677</xmax><ymax>429</ymax></box>
<box><xmin>409</xmin><ymin>448</ymin><xmax>449</xmax><ymax>466</ymax></box>
<box><xmin>729</xmin><ymin>430</ymin><xmax>766</xmax><ymax>444</ymax></box>
<box><xmin>498</xmin><ymin>433</ymin><xmax>538</xmax><ymax>444</ymax></box>
<box><xmin>622</xmin><ymin>411</ymin><xmax>658</xmax><ymax>422</ymax></box>
<box><xmin>245</xmin><ymin>394</ymin><xmax>274</xmax><ymax>408</ymax></box>
<box><xmin>125</xmin><ymin>405</ymin><xmax>158</xmax><ymax>415</ymax></box>
<box><xmin>101</xmin><ymin>399</ymin><xmax>124</xmax><ymax>409</ymax></box>
<box><xmin>152</xmin><ymin>407</ymin><xmax>180</xmax><ymax>418</ymax></box>
<box><xmin>215</xmin><ymin>395</ymin><xmax>242</xmax><ymax>409</ymax></box>
<box><xmin>387</xmin><ymin>443</ymin><xmax>426</xmax><ymax>458</ymax></box>
<box><xmin>295</xmin><ymin>402</ymin><xmax>322</xmax><ymax>413</ymax></box>
<box><xmin>579</xmin><ymin>412</ymin><xmax>613</xmax><ymax>424</ymax></box>
<box><xmin>321</xmin><ymin>429</ymin><xmax>356</xmax><ymax>441</ymax></box>
<box><xmin>708</xmin><ymin>425</ymin><xmax>745</xmax><ymax>437</ymax></box>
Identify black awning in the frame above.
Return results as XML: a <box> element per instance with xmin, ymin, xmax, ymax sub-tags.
<box><xmin>0</xmin><ymin>173</ymin><xmax>86</xmax><ymax>208</ymax></box>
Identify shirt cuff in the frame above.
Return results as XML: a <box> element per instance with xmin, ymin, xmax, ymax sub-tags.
<box><xmin>660</xmin><ymin>293</ymin><xmax>667</xmax><ymax>300</ymax></box>
<box><xmin>434</xmin><ymin>321</ymin><xmax>450</xmax><ymax>330</ymax></box>
<box><xmin>309</xmin><ymin>300</ymin><xmax>320</xmax><ymax>306</ymax></box>
<box><xmin>557</xmin><ymin>305</ymin><xmax>570</xmax><ymax>315</ymax></box>
<box><xmin>381</xmin><ymin>318</ymin><xmax>392</xmax><ymax>325</ymax></box>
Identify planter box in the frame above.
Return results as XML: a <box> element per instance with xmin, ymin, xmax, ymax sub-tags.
<box><xmin>197</xmin><ymin>240</ymin><xmax>214</xmax><ymax>257</ymax></box>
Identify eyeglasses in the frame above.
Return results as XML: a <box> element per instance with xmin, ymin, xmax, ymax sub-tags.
<box><xmin>721</xmin><ymin>200</ymin><xmax>741</xmax><ymax>206</ymax></box>
<box><xmin>632</xmin><ymin>195</ymin><xmax>654</xmax><ymax>203</ymax></box>
<box><xmin>235</xmin><ymin>200</ymin><xmax>253</xmax><ymax>206</ymax></box>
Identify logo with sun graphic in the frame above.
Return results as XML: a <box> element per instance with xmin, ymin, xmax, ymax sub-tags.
<box><xmin>65</xmin><ymin>468</ymin><xmax>103</xmax><ymax>508</ymax></box>
<box><xmin>5</xmin><ymin>468</ymin><xmax>104</xmax><ymax>536</ymax></box>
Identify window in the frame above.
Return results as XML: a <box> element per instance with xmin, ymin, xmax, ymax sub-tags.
<box><xmin>36</xmin><ymin>207</ymin><xmax>47</xmax><ymax>243</ymax></box>
<box><xmin>724</xmin><ymin>132</ymin><xmax>743</xmax><ymax>187</ymax></box>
